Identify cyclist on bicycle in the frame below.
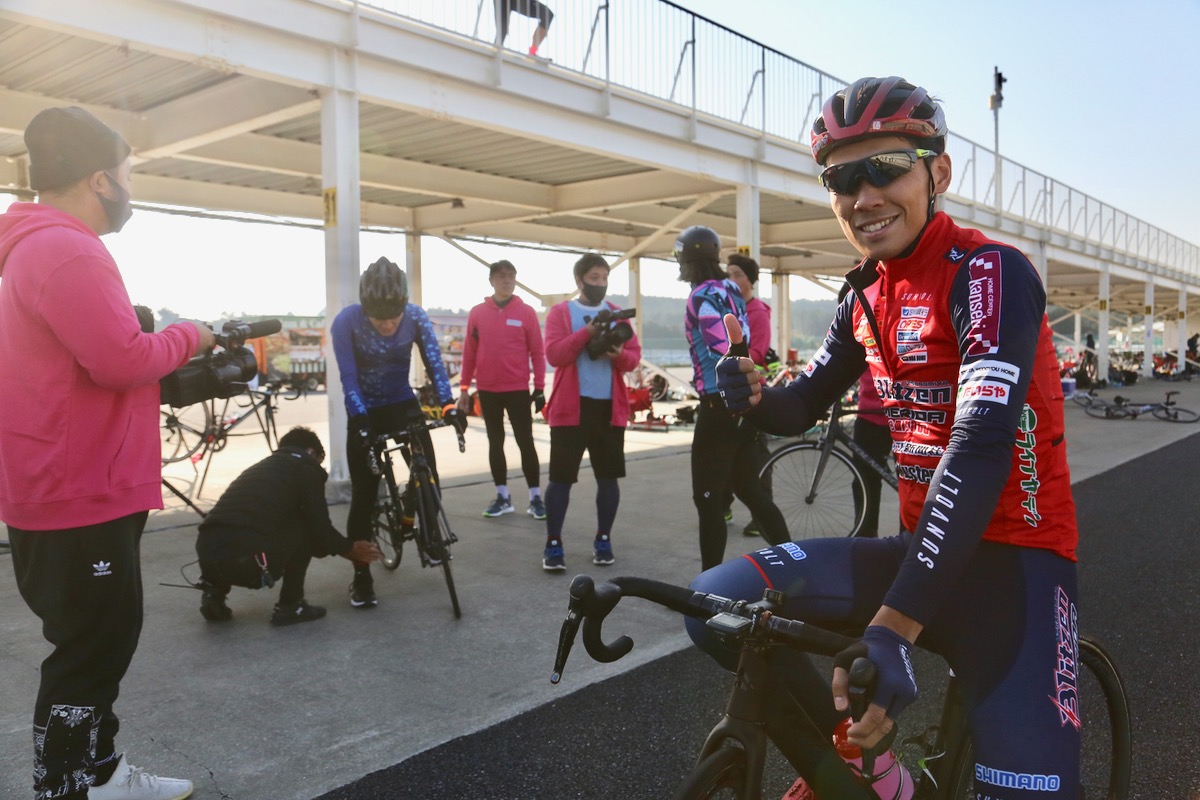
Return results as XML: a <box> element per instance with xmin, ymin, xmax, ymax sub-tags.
<box><xmin>331</xmin><ymin>257</ymin><xmax>467</xmax><ymax>609</ymax></box>
<box><xmin>708</xmin><ymin>77</ymin><xmax>1080</xmax><ymax>798</ymax></box>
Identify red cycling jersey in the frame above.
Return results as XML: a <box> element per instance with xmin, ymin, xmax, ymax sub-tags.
<box><xmin>751</xmin><ymin>212</ymin><xmax>1077</xmax><ymax>625</ymax></box>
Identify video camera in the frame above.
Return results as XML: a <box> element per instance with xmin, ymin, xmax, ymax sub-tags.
<box><xmin>160</xmin><ymin>319</ymin><xmax>282</xmax><ymax>407</ymax></box>
<box><xmin>584</xmin><ymin>307</ymin><xmax>636</xmax><ymax>359</ymax></box>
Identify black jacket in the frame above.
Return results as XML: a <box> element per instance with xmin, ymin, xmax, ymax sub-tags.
<box><xmin>196</xmin><ymin>446</ymin><xmax>351</xmax><ymax>565</ymax></box>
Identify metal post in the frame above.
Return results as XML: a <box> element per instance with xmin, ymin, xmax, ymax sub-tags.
<box><xmin>989</xmin><ymin>67</ymin><xmax>1006</xmax><ymax>217</ymax></box>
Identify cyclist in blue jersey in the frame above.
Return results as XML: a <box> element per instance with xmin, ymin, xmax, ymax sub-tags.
<box><xmin>705</xmin><ymin>77</ymin><xmax>1080</xmax><ymax>799</ymax></box>
<box><xmin>331</xmin><ymin>257</ymin><xmax>467</xmax><ymax>609</ymax></box>
<box><xmin>677</xmin><ymin>225</ymin><xmax>789</xmax><ymax>570</ymax></box>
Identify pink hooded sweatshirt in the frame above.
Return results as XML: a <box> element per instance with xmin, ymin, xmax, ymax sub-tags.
<box><xmin>459</xmin><ymin>294</ymin><xmax>546</xmax><ymax>393</ymax></box>
<box><xmin>0</xmin><ymin>202</ymin><xmax>198</xmax><ymax>530</ymax></box>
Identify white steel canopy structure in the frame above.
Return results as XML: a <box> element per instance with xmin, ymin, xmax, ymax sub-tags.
<box><xmin>3</xmin><ymin>0</ymin><xmax>1198</xmax><ymax>477</ymax></box>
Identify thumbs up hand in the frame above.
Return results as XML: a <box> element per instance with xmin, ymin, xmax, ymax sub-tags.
<box><xmin>716</xmin><ymin>314</ymin><xmax>762</xmax><ymax>412</ymax></box>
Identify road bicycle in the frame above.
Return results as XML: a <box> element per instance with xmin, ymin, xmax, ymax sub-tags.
<box><xmin>760</xmin><ymin>399</ymin><xmax>896</xmax><ymax>540</ymax></box>
<box><xmin>552</xmin><ymin>574</ymin><xmax>1131</xmax><ymax>800</ymax></box>
<box><xmin>1082</xmin><ymin>390</ymin><xmax>1199</xmax><ymax>423</ymax></box>
<box><xmin>369</xmin><ymin>418</ymin><xmax>466</xmax><ymax>619</ymax></box>
<box><xmin>160</xmin><ymin>378</ymin><xmax>301</xmax><ymax>465</ymax></box>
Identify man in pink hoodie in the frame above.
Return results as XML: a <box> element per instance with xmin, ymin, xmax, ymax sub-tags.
<box><xmin>456</xmin><ymin>260</ymin><xmax>547</xmax><ymax>519</ymax></box>
<box><xmin>0</xmin><ymin>107</ymin><xmax>212</xmax><ymax>800</ymax></box>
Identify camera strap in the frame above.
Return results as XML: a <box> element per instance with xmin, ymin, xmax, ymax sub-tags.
<box><xmin>255</xmin><ymin>552</ymin><xmax>276</xmax><ymax>589</ymax></box>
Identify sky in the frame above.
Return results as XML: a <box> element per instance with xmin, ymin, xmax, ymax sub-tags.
<box><xmin>6</xmin><ymin>0</ymin><xmax>1198</xmax><ymax>323</ymax></box>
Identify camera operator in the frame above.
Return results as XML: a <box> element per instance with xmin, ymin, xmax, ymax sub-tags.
<box><xmin>675</xmin><ymin>226</ymin><xmax>789</xmax><ymax>570</ymax></box>
<box><xmin>195</xmin><ymin>427</ymin><xmax>381</xmax><ymax>625</ymax></box>
<box><xmin>331</xmin><ymin>257</ymin><xmax>467</xmax><ymax>609</ymax></box>
<box><xmin>0</xmin><ymin>107</ymin><xmax>213</xmax><ymax>800</ymax></box>
<box><xmin>540</xmin><ymin>254</ymin><xmax>640</xmax><ymax>571</ymax></box>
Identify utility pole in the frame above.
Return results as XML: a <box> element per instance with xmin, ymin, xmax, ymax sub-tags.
<box><xmin>988</xmin><ymin>67</ymin><xmax>1007</xmax><ymax>216</ymax></box>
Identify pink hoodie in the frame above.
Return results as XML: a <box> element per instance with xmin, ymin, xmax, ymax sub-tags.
<box><xmin>0</xmin><ymin>202</ymin><xmax>198</xmax><ymax>529</ymax></box>
<box><xmin>459</xmin><ymin>294</ymin><xmax>546</xmax><ymax>393</ymax></box>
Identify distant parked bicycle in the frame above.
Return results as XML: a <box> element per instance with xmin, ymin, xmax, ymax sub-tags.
<box><xmin>369</xmin><ymin>418</ymin><xmax>466</xmax><ymax>619</ymax></box>
<box><xmin>160</xmin><ymin>379</ymin><xmax>300</xmax><ymax>464</ymax></box>
<box><xmin>1083</xmin><ymin>390</ymin><xmax>1199</xmax><ymax>422</ymax></box>
<box><xmin>760</xmin><ymin>399</ymin><xmax>897</xmax><ymax>539</ymax></box>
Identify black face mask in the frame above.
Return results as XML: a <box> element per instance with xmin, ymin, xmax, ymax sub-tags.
<box><xmin>580</xmin><ymin>283</ymin><xmax>607</xmax><ymax>305</ymax></box>
<box><xmin>97</xmin><ymin>171</ymin><xmax>133</xmax><ymax>234</ymax></box>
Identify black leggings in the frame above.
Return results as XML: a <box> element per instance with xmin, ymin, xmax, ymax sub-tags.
<box><xmin>10</xmin><ymin>512</ymin><xmax>148</xmax><ymax>799</ymax></box>
<box><xmin>346</xmin><ymin>399</ymin><xmax>437</xmax><ymax>545</ymax></box>
<box><xmin>477</xmin><ymin>389</ymin><xmax>540</xmax><ymax>488</ymax></box>
<box><xmin>692</xmin><ymin>401</ymin><xmax>789</xmax><ymax>570</ymax></box>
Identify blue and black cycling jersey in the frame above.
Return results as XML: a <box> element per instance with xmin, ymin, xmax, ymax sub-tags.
<box><xmin>330</xmin><ymin>303</ymin><xmax>453</xmax><ymax>419</ymax></box>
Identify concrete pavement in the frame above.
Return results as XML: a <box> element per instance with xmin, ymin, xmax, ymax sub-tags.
<box><xmin>2</xmin><ymin>378</ymin><xmax>1198</xmax><ymax>799</ymax></box>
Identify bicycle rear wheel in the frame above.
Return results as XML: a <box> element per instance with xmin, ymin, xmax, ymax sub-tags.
<box><xmin>371</xmin><ymin>498</ymin><xmax>403</xmax><ymax>571</ymax></box>
<box><xmin>414</xmin><ymin>474</ymin><xmax>461</xmax><ymax>619</ymax></box>
<box><xmin>160</xmin><ymin>403</ymin><xmax>212</xmax><ymax>464</ymax></box>
<box><xmin>759</xmin><ymin>442</ymin><xmax>867</xmax><ymax>539</ymax></box>
<box><xmin>1152</xmin><ymin>404</ymin><xmax>1200</xmax><ymax>422</ymax></box>
<box><xmin>947</xmin><ymin>637</ymin><xmax>1131</xmax><ymax>800</ymax></box>
<box><xmin>673</xmin><ymin>744</ymin><xmax>749</xmax><ymax>800</ymax></box>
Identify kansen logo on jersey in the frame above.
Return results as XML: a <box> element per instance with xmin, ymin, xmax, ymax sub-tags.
<box><xmin>957</xmin><ymin>379</ymin><xmax>1010</xmax><ymax>405</ymax></box>
<box><xmin>1016</xmin><ymin>405</ymin><xmax>1041</xmax><ymax>525</ymax></box>
<box><xmin>965</xmin><ymin>252</ymin><xmax>1002</xmax><ymax>357</ymax></box>
<box><xmin>959</xmin><ymin>359</ymin><xmax>1021</xmax><ymax>384</ymax></box>
<box><xmin>1051</xmin><ymin>585</ymin><xmax>1081</xmax><ymax>731</ymax></box>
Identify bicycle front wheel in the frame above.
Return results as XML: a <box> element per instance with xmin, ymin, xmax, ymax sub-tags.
<box><xmin>414</xmin><ymin>475</ymin><xmax>461</xmax><ymax>619</ymax></box>
<box><xmin>759</xmin><ymin>442</ymin><xmax>867</xmax><ymax>539</ymax></box>
<box><xmin>1152</xmin><ymin>404</ymin><xmax>1200</xmax><ymax>423</ymax></box>
<box><xmin>371</xmin><ymin>498</ymin><xmax>403</xmax><ymax>571</ymax></box>
<box><xmin>1085</xmin><ymin>402</ymin><xmax>1130</xmax><ymax>420</ymax></box>
<box><xmin>160</xmin><ymin>403</ymin><xmax>212</xmax><ymax>464</ymax></box>
<box><xmin>947</xmin><ymin>637</ymin><xmax>1131</xmax><ymax>800</ymax></box>
<box><xmin>672</xmin><ymin>745</ymin><xmax>749</xmax><ymax>800</ymax></box>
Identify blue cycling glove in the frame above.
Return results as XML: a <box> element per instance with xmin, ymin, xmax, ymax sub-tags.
<box><xmin>716</xmin><ymin>355</ymin><xmax>756</xmax><ymax>413</ymax></box>
<box><xmin>835</xmin><ymin>625</ymin><xmax>919</xmax><ymax>719</ymax></box>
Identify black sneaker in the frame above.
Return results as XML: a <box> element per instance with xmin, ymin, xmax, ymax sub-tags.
<box><xmin>199</xmin><ymin>582</ymin><xmax>232</xmax><ymax>622</ymax></box>
<box><xmin>349</xmin><ymin>572</ymin><xmax>377</xmax><ymax>608</ymax></box>
<box><xmin>271</xmin><ymin>599</ymin><xmax>327</xmax><ymax>626</ymax></box>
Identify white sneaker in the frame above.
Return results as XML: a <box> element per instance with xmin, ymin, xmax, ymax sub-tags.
<box><xmin>89</xmin><ymin>755</ymin><xmax>193</xmax><ymax>800</ymax></box>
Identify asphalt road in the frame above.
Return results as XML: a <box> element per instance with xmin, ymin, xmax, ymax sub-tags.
<box><xmin>315</xmin><ymin>433</ymin><xmax>1200</xmax><ymax>800</ymax></box>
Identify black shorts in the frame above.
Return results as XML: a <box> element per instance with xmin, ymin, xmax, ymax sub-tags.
<box><xmin>548</xmin><ymin>398</ymin><xmax>625</xmax><ymax>483</ymax></box>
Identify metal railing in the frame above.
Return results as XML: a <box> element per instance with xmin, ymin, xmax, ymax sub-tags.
<box><xmin>360</xmin><ymin>0</ymin><xmax>1198</xmax><ymax>277</ymax></box>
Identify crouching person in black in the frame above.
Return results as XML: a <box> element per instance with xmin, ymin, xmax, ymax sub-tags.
<box><xmin>195</xmin><ymin>426</ymin><xmax>381</xmax><ymax>626</ymax></box>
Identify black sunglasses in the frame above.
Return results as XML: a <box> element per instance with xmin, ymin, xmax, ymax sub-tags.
<box><xmin>818</xmin><ymin>149</ymin><xmax>937</xmax><ymax>194</ymax></box>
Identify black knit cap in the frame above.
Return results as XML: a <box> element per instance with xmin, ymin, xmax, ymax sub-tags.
<box><xmin>24</xmin><ymin>107</ymin><xmax>131</xmax><ymax>191</ymax></box>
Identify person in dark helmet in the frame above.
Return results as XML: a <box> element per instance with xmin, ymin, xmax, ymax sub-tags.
<box><xmin>331</xmin><ymin>257</ymin><xmax>467</xmax><ymax>609</ymax></box>
<box><xmin>0</xmin><ymin>106</ymin><xmax>213</xmax><ymax>800</ymax></box>
<box><xmin>675</xmin><ymin>225</ymin><xmax>789</xmax><ymax>570</ymax></box>
<box><xmin>705</xmin><ymin>76</ymin><xmax>1081</xmax><ymax>798</ymax></box>
<box><xmin>195</xmin><ymin>427</ymin><xmax>382</xmax><ymax>626</ymax></box>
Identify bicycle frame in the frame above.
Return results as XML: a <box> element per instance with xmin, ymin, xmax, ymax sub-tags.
<box><xmin>811</xmin><ymin>402</ymin><xmax>898</xmax><ymax>494</ymax></box>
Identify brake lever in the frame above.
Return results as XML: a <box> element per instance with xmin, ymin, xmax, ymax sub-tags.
<box><xmin>551</xmin><ymin>575</ymin><xmax>595</xmax><ymax>684</ymax></box>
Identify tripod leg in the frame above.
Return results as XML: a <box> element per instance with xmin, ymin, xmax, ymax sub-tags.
<box><xmin>161</xmin><ymin>478</ymin><xmax>208</xmax><ymax>519</ymax></box>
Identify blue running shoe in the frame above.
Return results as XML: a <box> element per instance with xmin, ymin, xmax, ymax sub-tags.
<box><xmin>484</xmin><ymin>494</ymin><xmax>515</xmax><ymax>517</ymax></box>
<box><xmin>542</xmin><ymin>539</ymin><xmax>565</xmax><ymax>571</ymax></box>
<box><xmin>592</xmin><ymin>535</ymin><xmax>614</xmax><ymax>566</ymax></box>
<box><xmin>528</xmin><ymin>496</ymin><xmax>547</xmax><ymax>520</ymax></box>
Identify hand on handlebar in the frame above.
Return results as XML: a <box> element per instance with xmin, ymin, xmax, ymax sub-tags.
<box><xmin>831</xmin><ymin>625</ymin><xmax>918</xmax><ymax>749</ymax></box>
<box><xmin>716</xmin><ymin>314</ymin><xmax>763</xmax><ymax>413</ymax></box>
<box><xmin>443</xmin><ymin>405</ymin><xmax>468</xmax><ymax>436</ymax></box>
